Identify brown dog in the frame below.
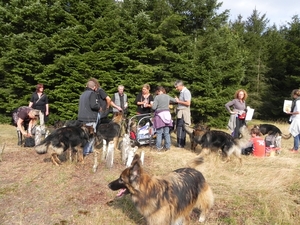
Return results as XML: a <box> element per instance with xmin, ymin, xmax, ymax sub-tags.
<box><xmin>108</xmin><ymin>154</ymin><xmax>214</xmax><ymax>224</ymax></box>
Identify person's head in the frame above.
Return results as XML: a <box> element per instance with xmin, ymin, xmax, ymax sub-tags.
<box><xmin>291</xmin><ymin>89</ymin><xmax>300</xmax><ymax>98</ymax></box>
<box><xmin>142</xmin><ymin>84</ymin><xmax>150</xmax><ymax>94</ymax></box>
<box><xmin>36</xmin><ymin>83</ymin><xmax>44</xmax><ymax>93</ymax></box>
<box><xmin>155</xmin><ymin>86</ymin><xmax>166</xmax><ymax>95</ymax></box>
<box><xmin>86</xmin><ymin>80</ymin><xmax>96</xmax><ymax>90</ymax></box>
<box><xmin>88</xmin><ymin>78</ymin><xmax>100</xmax><ymax>89</ymax></box>
<box><xmin>174</xmin><ymin>80</ymin><xmax>184</xmax><ymax>91</ymax></box>
<box><xmin>234</xmin><ymin>89</ymin><xmax>248</xmax><ymax>101</ymax></box>
<box><xmin>118</xmin><ymin>85</ymin><xmax>124</xmax><ymax>94</ymax></box>
<box><xmin>250</xmin><ymin>127</ymin><xmax>261</xmax><ymax>137</ymax></box>
<box><xmin>28</xmin><ymin>109</ymin><xmax>40</xmax><ymax>119</ymax></box>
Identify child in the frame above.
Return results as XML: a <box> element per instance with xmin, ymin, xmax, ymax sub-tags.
<box><xmin>242</xmin><ymin>127</ymin><xmax>265</xmax><ymax>156</ymax></box>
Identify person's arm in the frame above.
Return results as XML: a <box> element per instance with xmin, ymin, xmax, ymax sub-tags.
<box><xmin>135</xmin><ymin>93</ymin><xmax>144</xmax><ymax>106</ymax></box>
<box><xmin>225</xmin><ymin>100</ymin><xmax>237</xmax><ymax>114</ymax></box>
<box><xmin>175</xmin><ymin>98</ymin><xmax>190</xmax><ymax>106</ymax></box>
<box><xmin>27</xmin><ymin>119</ymin><xmax>37</xmax><ymax>136</ymax></box>
<box><xmin>45</xmin><ymin>104</ymin><xmax>49</xmax><ymax>116</ymax></box>
<box><xmin>111</xmin><ymin>100</ymin><xmax>122</xmax><ymax>111</ymax></box>
<box><xmin>17</xmin><ymin>118</ymin><xmax>31</xmax><ymax>137</ymax></box>
<box><xmin>28</xmin><ymin>93</ymin><xmax>35</xmax><ymax>108</ymax></box>
<box><xmin>152</xmin><ymin>97</ymin><xmax>158</xmax><ymax>110</ymax></box>
<box><xmin>105</xmin><ymin>96</ymin><xmax>112</xmax><ymax>110</ymax></box>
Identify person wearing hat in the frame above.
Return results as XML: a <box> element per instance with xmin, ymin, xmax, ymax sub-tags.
<box><xmin>12</xmin><ymin>106</ymin><xmax>40</xmax><ymax>145</ymax></box>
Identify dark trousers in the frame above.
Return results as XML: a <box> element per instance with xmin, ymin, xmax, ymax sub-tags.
<box><xmin>234</xmin><ymin>117</ymin><xmax>246</xmax><ymax>138</ymax></box>
<box><xmin>176</xmin><ymin>118</ymin><xmax>186</xmax><ymax>147</ymax></box>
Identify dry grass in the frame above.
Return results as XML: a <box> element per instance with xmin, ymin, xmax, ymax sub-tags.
<box><xmin>0</xmin><ymin>121</ymin><xmax>300</xmax><ymax>225</ymax></box>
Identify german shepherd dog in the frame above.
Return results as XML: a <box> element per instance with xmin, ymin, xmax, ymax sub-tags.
<box><xmin>35</xmin><ymin>125</ymin><xmax>95</xmax><ymax>165</ymax></box>
<box><xmin>96</xmin><ymin>112</ymin><xmax>125</xmax><ymax>150</ymax></box>
<box><xmin>53</xmin><ymin>120</ymin><xmax>83</xmax><ymax>129</ymax></box>
<box><xmin>187</xmin><ymin>123</ymin><xmax>211</xmax><ymax>151</ymax></box>
<box><xmin>184</xmin><ymin>125</ymin><xmax>250</xmax><ymax>163</ymax></box>
<box><xmin>255</xmin><ymin>124</ymin><xmax>291</xmax><ymax>139</ymax></box>
<box><xmin>108</xmin><ymin>154</ymin><xmax>214</xmax><ymax>224</ymax></box>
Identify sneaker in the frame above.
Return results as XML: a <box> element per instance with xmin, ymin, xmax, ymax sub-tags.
<box><xmin>156</xmin><ymin>147</ymin><xmax>164</xmax><ymax>151</ymax></box>
<box><xmin>176</xmin><ymin>144</ymin><xmax>184</xmax><ymax>148</ymax></box>
<box><xmin>291</xmin><ymin>150</ymin><xmax>298</xmax><ymax>153</ymax></box>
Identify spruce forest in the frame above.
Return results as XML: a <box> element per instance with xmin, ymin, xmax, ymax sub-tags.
<box><xmin>0</xmin><ymin>0</ymin><xmax>299</xmax><ymax>127</ymax></box>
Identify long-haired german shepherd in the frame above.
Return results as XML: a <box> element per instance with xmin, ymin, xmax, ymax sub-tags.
<box><xmin>108</xmin><ymin>154</ymin><xmax>214</xmax><ymax>224</ymax></box>
<box><xmin>35</xmin><ymin>125</ymin><xmax>94</xmax><ymax>165</ymax></box>
<box><xmin>185</xmin><ymin>125</ymin><xmax>250</xmax><ymax>163</ymax></box>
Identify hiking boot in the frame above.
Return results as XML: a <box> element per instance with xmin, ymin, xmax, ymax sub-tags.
<box><xmin>17</xmin><ymin>131</ymin><xmax>22</xmax><ymax>146</ymax></box>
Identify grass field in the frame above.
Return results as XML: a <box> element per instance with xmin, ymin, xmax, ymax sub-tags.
<box><xmin>0</xmin><ymin>121</ymin><xmax>299</xmax><ymax>225</ymax></box>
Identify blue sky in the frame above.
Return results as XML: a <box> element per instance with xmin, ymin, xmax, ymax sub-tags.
<box><xmin>218</xmin><ymin>0</ymin><xmax>300</xmax><ymax>26</ymax></box>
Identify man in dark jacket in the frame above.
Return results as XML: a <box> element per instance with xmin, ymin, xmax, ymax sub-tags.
<box><xmin>78</xmin><ymin>80</ymin><xmax>100</xmax><ymax>155</ymax></box>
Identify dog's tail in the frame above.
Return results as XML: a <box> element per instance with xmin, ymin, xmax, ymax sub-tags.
<box><xmin>34</xmin><ymin>141</ymin><xmax>48</xmax><ymax>154</ymax></box>
<box><xmin>281</xmin><ymin>133</ymin><xmax>292</xmax><ymax>139</ymax></box>
<box><xmin>188</xmin><ymin>155</ymin><xmax>204</xmax><ymax>168</ymax></box>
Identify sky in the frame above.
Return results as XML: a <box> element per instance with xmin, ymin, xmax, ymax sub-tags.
<box><xmin>218</xmin><ymin>0</ymin><xmax>300</xmax><ymax>27</ymax></box>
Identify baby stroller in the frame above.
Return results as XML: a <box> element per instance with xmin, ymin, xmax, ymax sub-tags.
<box><xmin>127</xmin><ymin>113</ymin><xmax>156</xmax><ymax>146</ymax></box>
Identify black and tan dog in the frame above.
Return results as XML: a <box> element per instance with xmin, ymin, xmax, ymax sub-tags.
<box><xmin>96</xmin><ymin>112</ymin><xmax>125</xmax><ymax>150</ymax></box>
<box><xmin>35</xmin><ymin>125</ymin><xmax>94</xmax><ymax>165</ymax></box>
<box><xmin>53</xmin><ymin>120</ymin><xmax>83</xmax><ymax>129</ymax></box>
<box><xmin>185</xmin><ymin>124</ymin><xmax>250</xmax><ymax>163</ymax></box>
<box><xmin>108</xmin><ymin>154</ymin><xmax>214</xmax><ymax>224</ymax></box>
<box><xmin>255</xmin><ymin>123</ymin><xmax>291</xmax><ymax>139</ymax></box>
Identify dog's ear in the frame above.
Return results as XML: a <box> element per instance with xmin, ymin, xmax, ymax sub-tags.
<box><xmin>132</xmin><ymin>154</ymin><xmax>140</xmax><ymax>162</ymax></box>
<box><xmin>129</xmin><ymin>159</ymin><xmax>141</xmax><ymax>181</ymax></box>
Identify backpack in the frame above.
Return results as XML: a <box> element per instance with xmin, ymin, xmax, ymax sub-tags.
<box><xmin>24</xmin><ymin>137</ymin><xmax>35</xmax><ymax>147</ymax></box>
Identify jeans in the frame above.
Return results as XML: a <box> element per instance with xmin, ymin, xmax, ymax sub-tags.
<box><xmin>83</xmin><ymin>121</ymin><xmax>97</xmax><ymax>156</ymax></box>
<box><xmin>176</xmin><ymin>118</ymin><xmax>186</xmax><ymax>147</ymax></box>
<box><xmin>293</xmin><ymin>134</ymin><xmax>300</xmax><ymax>150</ymax></box>
<box><xmin>156</xmin><ymin>126</ymin><xmax>171</xmax><ymax>149</ymax></box>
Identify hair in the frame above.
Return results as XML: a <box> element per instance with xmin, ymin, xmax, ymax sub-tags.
<box><xmin>174</xmin><ymin>80</ymin><xmax>184</xmax><ymax>87</ymax></box>
<box><xmin>118</xmin><ymin>85</ymin><xmax>124</xmax><ymax>90</ymax></box>
<box><xmin>88</xmin><ymin>78</ymin><xmax>99</xmax><ymax>88</ymax></box>
<box><xmin>142</xmin><ymin>83</ymin><xmax>150</xmax><ymax>91</ymax></box>
<box><xmin>86</xmin><ymin>80</ymin><xmax>96</xmax><ymax>89</ymax></box>
<box><xmin>36</xmin><ymin>83</ymin><xmax>44</xmax><ymax>91</ymax></box>
<box><xmin>29</xmin><ymin>109</ymin><xmax>40</xmax><ymax>119</ymax></box>
<box><xmin>250</xmin><ymin>127</ymin><xmax>261</xmax><ymax>136</ymax></box>
<box><xmin>234</xmin><ymin>89</ymin><xmax>248</xmax><ymax>101</ymax></box>
<box><xmin>156</xmin><ymin>86</ymin><xmax>166</xmax><ymax>94</ymax></box>
<box><xmin>291</xmin><ymin>89</ymin><xmax>300</xmax><ymax>98</ymax></box>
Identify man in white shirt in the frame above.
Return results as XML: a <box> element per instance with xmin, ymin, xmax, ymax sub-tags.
<box><xmin>174</xmin><ymin>80</ymin><xmax>192</xmax><ymax>148</ymax></box>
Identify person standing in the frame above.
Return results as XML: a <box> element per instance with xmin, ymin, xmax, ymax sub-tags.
<box><xmin>111</xmin><ymin>85</ymin><xmax>128</xmax><ymax>116</ymax></box>
<box><xmin>286</xmin><ymin>89</ymin><xmax>300</xmax><ymax>153</ymax></box>
<box><xmin>28</xmin><ymin>83</ymin><xmax>49</xmax><ymax>128</ymax></box>
<box><xmin>152</xmin><ymin>86</ymin><xmax>177</xmax><ymax>151</ymax></box>
<box><xmin>78</xmin><ymin>80</ymin><xmax>100</xmax><ymax>156</ymax></box>
<box><xmin>225</xmin><ymin>89</ymin><xmax>248</xmax><ymax>138</ymax></box>
<box><xmin>89</xmin><ymin>78</ymin><xmax>112</xmax><ymax>124</ymax></box>
<box><xmin>134</xmin><ymin>84</ymin><xmax>154</xmax><ymax>115</ymax></box>
<box><xmin>174</xmin><ymin>80</ymin><xmax>192</xmax><ymax>148</ymax></box>
<box><xmin>12</xmin><ymin>106</ymin><xmax>40</xmax><ymax>145</ymax></box>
